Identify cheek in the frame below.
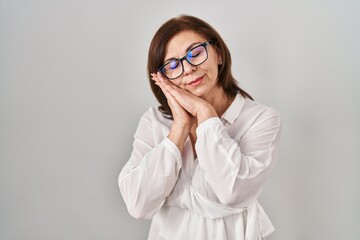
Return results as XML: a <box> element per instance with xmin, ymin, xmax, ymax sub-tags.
<box><xmin>204</xmin><ymin>56</ymin><xmax>219</xmax><ymax>73</ymax></box>
<box><xmin>205</xmin><ymin>63</ymin><xmax>219</xmax><ymax>79</ymax></box>
<box><xmin>172</xmin><ymin>78</ymin><xmax>185</xmax><ymax>88</ymax></box>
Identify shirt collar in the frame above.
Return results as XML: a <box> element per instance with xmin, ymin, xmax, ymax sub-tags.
<box><xmin>220</xmin><ymin>93</ymin><xmax>245</xmax><ymax>124</ymax></box>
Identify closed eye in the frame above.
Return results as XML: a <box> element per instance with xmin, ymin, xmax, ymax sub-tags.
<box><xmin>187</xmin><ymin>46</ymin><xmax>203</xmax><ymax>59</ymax></box>
<box><xmin>169</xmin><ymin>61</ymin><xmax>180</xmax><ymax>69</ymax></box>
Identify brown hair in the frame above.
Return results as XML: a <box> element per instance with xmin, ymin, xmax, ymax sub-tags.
<box><xmin>147</xmin><ymin>14</ymin><xmax>253</xmax><ymax>118</ymax></box>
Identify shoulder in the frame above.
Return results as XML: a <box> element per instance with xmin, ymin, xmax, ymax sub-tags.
<box><xmin>140</xmin><ymin>106</ymin><xmax>172</xmax><ymax>126</ymax></box>
<box><xmin>243</xmin><ymin>98</ymin><xmax>280</xmax><ymax>120</ymax></box>
<box><xmin>235</xmin><ymin>97</ymin><xmax>280</xmax><ymax>131</ymax></box>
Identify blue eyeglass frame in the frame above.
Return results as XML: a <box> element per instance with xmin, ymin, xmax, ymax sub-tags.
<box><xmin>158</xmin><ymin>40</ymin><xmax>215</xmax><ymax>80</ymax></box>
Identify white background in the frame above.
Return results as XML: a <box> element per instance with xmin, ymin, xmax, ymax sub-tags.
<box><xmin>1</xmin><ymin>0</ymin><xmax>359</xmax><ymax>239</ymax></box>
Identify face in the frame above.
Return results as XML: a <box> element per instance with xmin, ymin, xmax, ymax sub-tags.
<box><xmin>162</xmin><ymin>30</ymin><xmax>223</xmax><ymax>100</ymax></box>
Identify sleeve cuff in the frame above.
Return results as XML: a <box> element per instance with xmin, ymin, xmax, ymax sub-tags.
<box><xmin>196</xmin><ymin>117</ymin><xmax>222</xmax><ymax>136</ymax></box>
<box><xmin>161</xmin><ymin>137</ymin><xmax>182</xmax><ymax>166</ymax></box>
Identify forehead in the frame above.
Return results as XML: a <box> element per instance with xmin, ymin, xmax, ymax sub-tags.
<box><xmin>165</xmin><ymin>30</ymin><xmax>207</xmax><ymax>58</ymax></box>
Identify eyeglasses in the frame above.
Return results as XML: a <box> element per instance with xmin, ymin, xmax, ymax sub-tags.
<box><xmin>158</xmin><ymin>41</ymin><xmax>214</xmax><ymax>80</ymax></box>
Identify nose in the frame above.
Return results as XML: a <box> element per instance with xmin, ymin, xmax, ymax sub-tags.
<box><xmin>182</xmin><ymin>60</ymin><xmax>196</xmax><ymax>76</ymax></box>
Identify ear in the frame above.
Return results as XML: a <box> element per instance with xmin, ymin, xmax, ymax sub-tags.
<box><xmin>215</xmin><ymin>49</ymin><xmax>222</xmax><ymax>65</ymax></box>
<box><xmin>218</xmin><ymin>56</ymin><xmax>223</xmax><ymax>65</ymax></box>
<box><xmin>212</xmin><ymin>44</ymin><xmax>222</xmax><ymax>64</ymax></box>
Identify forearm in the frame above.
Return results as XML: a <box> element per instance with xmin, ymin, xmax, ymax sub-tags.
<box><xmin>167</xmin><ymin>122</ymin><xmax>191</xmax><ymax>152</ymax></box>
<box><xmin>119</xmin><ymin>137</ymin><xmax>182</xmax><ymax>219</ymax></box>
<box><xmin>195</xmin><ymin>116</ymin><xmax>280</xmax><ymax>206</ymax></box>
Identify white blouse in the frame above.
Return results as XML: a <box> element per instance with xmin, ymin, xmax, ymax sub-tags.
<box><xmin>119</xmin><ymin>94</ymin><xmax>281</xmax><ymax>240</ymax></box>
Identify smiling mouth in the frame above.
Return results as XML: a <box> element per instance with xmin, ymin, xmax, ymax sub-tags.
<box><xmin>187</xmin><ymin>76</ymin><xmax>204</xmax><ymax>86</ymax></box>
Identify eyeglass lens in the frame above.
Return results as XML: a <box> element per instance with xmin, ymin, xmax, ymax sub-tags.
<box><xmin>162</xmin><ymin>44</ymin><xmax>208</xmax><ymax>79</ymax></box>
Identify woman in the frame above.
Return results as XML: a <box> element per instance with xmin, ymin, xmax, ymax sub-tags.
<box><xmin>119</xmin><ymin>14</ymin><xmax>281</xmax><ymax>240</ymax></box>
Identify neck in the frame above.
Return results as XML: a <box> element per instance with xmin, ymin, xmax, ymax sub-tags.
<box><xmin>204</xmin><ymin>86</ymin><xmax>233</xmax><ymax>117</ymax></box>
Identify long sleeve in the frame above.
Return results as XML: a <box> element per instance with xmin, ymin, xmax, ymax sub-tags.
<box><xmin>118</xmin><ymin>109</ymin><xmax>182</xmax><ymax>219</ymax></box>
<box><xmin>195</xmin><ymin>106</ymin><xmax>281</xmax><ymax>206</ymax></box>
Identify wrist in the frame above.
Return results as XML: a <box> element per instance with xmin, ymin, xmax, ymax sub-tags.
<box><xmin>167</xmin><ymin>123</ymin><xmax>190</xmax><ymax>152</ymax></box>
<box><xmin>197</xmin><ymin>107</ymin><xmax>217</xmax><ymax>124</ymax></box>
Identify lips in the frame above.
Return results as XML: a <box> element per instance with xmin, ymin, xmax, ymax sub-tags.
<box><xmin>187</xmin><ymin>76</ymin><xmax>204</xmax><ymax>86</ymax></box>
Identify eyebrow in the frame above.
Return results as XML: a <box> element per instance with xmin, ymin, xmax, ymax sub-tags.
<box><xmin>163</xmin><ymin>41</ymin><xmax>203</xmax><ymax>63</ymax></box>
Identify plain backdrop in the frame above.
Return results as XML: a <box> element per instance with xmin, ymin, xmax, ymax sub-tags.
<box><xmin>1</xmin><ymin>0</ymin><xmax>359</xmax><ymax>239</ymax></box>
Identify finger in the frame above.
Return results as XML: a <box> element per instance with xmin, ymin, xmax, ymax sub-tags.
<box><xmin>159</xmin><ymin>83</ymin><xmax>186</xmax><ymax>115</ymax></box>
<box><xmin>151</xmin><ymin>73</ymin><xmax>171</xmax><ymax>97</ymax></box>
<box><xmin>151</xmin><ymin>73</ymin><xmax>196</xmax><ymax>121</ymax></box>
<box><xmin>155</xmin><ymin>72</ymin><xmax>183</xmax><ymax>97</ymax></box>
<box><xmin>155</xmin><ymin>72</ymin><xmax>173</xmax><ymax>86</ymax></box>
<box><xmin>151</xmin><ymin>73</ymin><xmax>177</xmax><ymax>99</ymax></box>
<box><xmin>154</xmin><ymin>73</ymin><xmax>201</xmax><ymax>117</ymax></box>
<box><xmin>150</xmin><ymin>73</ymin><xmax>161</xmax><ymax>85</ymax></box>
<box><xmin>152</xmin><ymin>74</ymin><xmax>174</xmax><ymax>102</ymax></box>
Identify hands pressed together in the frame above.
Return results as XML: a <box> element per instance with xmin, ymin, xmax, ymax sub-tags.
<box><xmin>151</xmin><ymin>72</ymin><xmax>217</xmax><ymax>152</ymax></box>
